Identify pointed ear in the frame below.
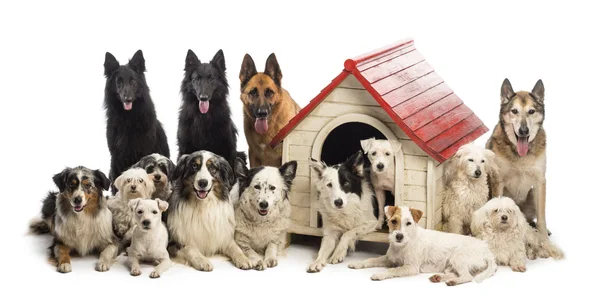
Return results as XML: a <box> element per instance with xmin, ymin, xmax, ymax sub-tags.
<box><xmin>531</xmin><ymin>79</ymin><xmax>545</xmax><ymax>103</ymax></box>
<box><xmin>172</xmin><ymin>154</ymin><xmax>189</xmax><ymax>181</ymax></box>
<box><xmin>128</xmin><ymin>49</ymin><xmax>146</xmax><ymax>74</ymax></box>
<box><xmin>360</xmin><ymin>138</ymin><xmax>374</xmax><ymax>153</ymax></box>
<box><xmin>185</xmin><ymin>49</ymin><xmax>200</xmax><ymax>72</ymax></box>
<box><xmin>128</xmin><ymin>198</ymin><xmax>141</xmax><ymax>212</ymax></box>
<box><xmin>210</xmin><ymin>49</ymin><xmax>226</xmax><ymax>72</ymax></box>
<box><xmin>279</xmin><ymin>161</ymin><xmax>297</xmax><ymax>189</ymax></box>
<box><xmin>104</xmin><ymin>52</ymin><xmax>120</xmax><ymax>77</ymax></box>
<box><xmin>384</xmin><ymin>206</ymin><xmax>397</xmax><ymax>220</ymax></box>
<box><xmin>234</xmin><ymin>157</ymin><xmax>249</xmax><ymax>181</ymax></box>
<box><xmin>93</xmin><ymin>169</ymin><xmax>111</xmax><ymax>191</ymax></box>
<box><xmin>239</xmin><ymin>54</ymin><xmax>257</xmax><ymax>88</ymax></box>
<box><xmin>501</xmin><ymin>78</ymin><xmax>515</xmax><ymax>104</ymax></box>
<box><xmin>157</xmin><ymin>199</ymin><xmax>169</xmax><ymax>212</ymax></box>
<box><xmin>264</xmin><ymin>53</ymin><xmax>282</xmax><ymax>87</ymax></box>
<box><xmin>346</xmin><ymin>150</ymin><xmax>364</xmax><ymax>177</ymax></box>
<box><xmin>52</xmin><ymin>168</ymin><xmax>71</xmax><ymax>192</ymax></box>
<box><xmin>309</xmin><ymin>158</ymin><xmax>326</xmax><ymax>179</ymax></box>
<box><xmin>390</xmin><ymin>139</ymin><xmax>402</xmax><ymax>154</ymax></box>
<box><xmin>409</xmin><ymin>208</ymin><xmax>423</xmax><ymax>223</ymax></box>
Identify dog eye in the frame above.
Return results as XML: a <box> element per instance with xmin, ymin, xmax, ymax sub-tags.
<box><xmin>326</xmin><ymin>182</ymin><xmax>332</xmax><ymax>188</ymax></box>
<box><xmin>138</xmin><ymin>178</ymin><xmax>144</xmax><ymax>183</ymax></box>
<box><xmin>390</xmin><ymin>219</ymin><xmax>397</xmax><ymax>225</ymax></box>
<box><xmin>468</xmin><ymin>159</ymin><xmax>473</xmax><ymax>162</ymax></box>
<box><xmin>159</xmin><ymin>164</ymin><xmax>166</xmax><ymax>172</ymax></box>
<box><xmin>265</xmin><ymin>89</ymin><xmax>274</xmax><ymax>98</ymax></box>
<box><xmin>385</xmin><ymin>152</ymin><xmax>390</xmax><ymax>156</ymax></box>
<box><xmin>208</xmin><ymin>75</ymin><xmax>214</xmax><ymax>81</ymax></box>
<box><xmin>127</xmin><ymin>178</ymin><xmax>132</xmax><ymax>183</ymax></box>
<box><xmin>137</xmin><ymin>210</ymin><xmax>143</xmax><ymax>214</ymax></box>
<box><xmin>494</xmin><ymin>209</ymin><xmax>499</xmax><ymax>213</ymax></box>
<box><xmin>371</xmin><ymin>152</ymin><xmax>376</xmax><ymax>156</ymax></box>
<box><xmin>146</xmin><ymin>166</ymin><xmax>154</xmax><ymax>173</ymax></box>
<box><xmin>511</xmin><ymin>109</ymin><xmax>518</xmax><ymax>114</ymax></box>
<box><xmin>69</xmin><ymin>183</ymin><xmax>77</xmax><ymax>189</ymax></box>
<box><xmin>191</xmin><ymin>163</ymin><xmax>198</xmax><ymax>170</ymax></box>
<box><xmin>406</xmin><ymin>222</ymin><xmax>412</xmax><ymax>226</ymax></box>
<box><xmin>481</xmin><ymin>160</ymin><xmax>485</xmax><ymax>163</ymax></box>
<box><xmin>131</xmin><ymin>79</ymin><xmax>136</xmax><ymax>85</ymax></box>
<box><xmin>269</xmin><ymin>185</ymin><xmax>276</xmax><ymax>191</ymax></box>
<box><xmin>153</xmin><ymin>210</ymin><xmax>158</xmax><ymax>214</ymax></box>
<box><xmin>249</xmin><ymin>88</ymin><xmax>258</xmax><ymax>96</ymax></box>
<box><xmin>528</xmin><ymin>109</ymin><xmax>536</xmax><ymax>115</ymax></box>
<box><xmin>254</xmin><ymin>184</ymin><xmax>261</xmax><ymax>190</ymax></box>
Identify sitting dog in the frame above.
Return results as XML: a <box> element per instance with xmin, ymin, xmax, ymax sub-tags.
<box><xmin>29</xmin><ymin>166</ymin><xmax>119</xmax><ymax>273</ymax></box>
<box><xmin>441</xmin><ymin>143</ymin><xmax>497</xmax><ymax>235</ymax></box>
<box><xmin>127</xmin><ymin>198</ymin><xmax>172</xmax><ymax>278</ymax></box>
<box><xmin>360</xmin><ymin>137</ymin><xmax>402</xmax><ymax>230</ymax></box>
<box><xmin>167</xmin><ymin>151</ymin><xmax>252</xmax><ymax>271</ymax></box>
<box><xmin>232</xmin><ymin>158</ymin><xmax>297</xmax><ymax>270</ymax></box>
<box><xmin>470</xmin><ymin>197</ymin><xmax>563</xmax><ymax>272</ymax></box>
<box><xmin>307</xmin><ymin>151</ymin><xmax>378</xmax><ymax>273</ymax></box>
<box><xmin>349</xmin><ymin>206</ymin><xmax>497</xmax><ymax>285</ymax></box>
<box><xmin>108</xmin><ymin>168</ymin><xmax>155</xmax><ymax>242</ymax></box>
<box><xmin>131</xmin><ymin>153</ymin><xmax>175</xmax><ymax>201</ymax></box>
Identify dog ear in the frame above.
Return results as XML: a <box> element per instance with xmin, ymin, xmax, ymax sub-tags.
<box><xmin>128</xmin><ymin>49</ymin><xmax>146</xmax><ymax>74</ymax></box>
<box><xmin>144</xmin><ymin>174</ymin><xmax>156</xmax><ymax>197</ymax></box>
<box><xmin>52</xmin><ymin>168</ymin><xmax>71</xmax><ymax>192</ymax></box>
<box><xmin>233</xmin><ymin>157</ymin><xmax>249</xmax><ymax>181</ymax></box>
<box><xmin>309</xmin><ymin>158</ymin><xmax>326</xmax><ymax>179</ymax></box>
<box><xmin>409</xmin><ymin>208</ymin><xmax>423</xmax><ymax>223</ymax></box>
<box><xmin>104</xmin><ymin>52</ymin><xmax>120</xmax><ymax>77</ymax></box>
<box><xmin>531</xmin><ymin>79</ymin><xmax>545</xmax><ymax>103</ymax></box>
<box><xmin>93</xmin><ymin>169</ymin><xmax>111</xmax><ymax>191</ymax></box>
<box><xmin>239</xmin><ymin>54</ymin><xmax>257</xmax><ymax>88</ymax></box>
<box><xmin>346</xmin><ymin>150</ymin><xmax>364</xmax><ymax>177</ymax></box>
<box><xmin>279</xmin><ymin>161</ymin><xmax>298</xmax><ymax>190</ymax></box>
<box><xmin>166</xmin><ymin>158</ymin><xmax>176</xmax><ymax>181</ymax></box>
<box><xmin>384</xmin><ymin>206</ymin><xmax>397</xmax><ymax>220</ymax></box>
<box><xmin>360</xmin><ymin>138</ymin><xmax>375</xmax><ymax>154</ymax></box>
<box><xmin>157</xmin><ymin>199</ymin><xmax>169</xmax><ymax>212</ymax></box>
<box><xmin>172</xmin><ymin>154</ymin><xmax>189</xmax><ymax>181</ymax></box>
<box><xmin>128</xmin><ymin>198</ymin><xmax>141</xmax><ymax>213</ymax></box>
<box><xmin>216</xmin><ymin>156</ymin><xmax>235</xmax><ymax>189</ymax></box>
<box><xmin>470</xmin><ymin>202</ymin><xmax>490</xmax><ymax>236</ymax></box>
<box><xmin>185</xmin><ymin>49</ymin><xmax>200</xmax><ymax>72</ymax></box>
<box><xmin>390</xmin><ymin>139</ymin><xmax>402</xmax><ymax>154</ymax></box>
<box><xmin>264</xmin><ymin>53</ymin><xmax>282</xmax><ymax>87</ymax></box>
<box><xmin>210</xmin><ymin>49</ymin><xmax>226</xmax><ymax>72</ymax></box>
<box><xmin>113</xmin><ymin>173</ymin><xmax>125</xmax><ymax>191</ymax></box>
<box><xmin>500</xmin><ymin>78</ymin><xmax>515</xmax><ymax>104</ymax></box>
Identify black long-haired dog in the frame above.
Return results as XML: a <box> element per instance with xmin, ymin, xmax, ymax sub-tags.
<box><xmin>177</xmin><ymin>49</ymin><xmax>245</xmax><ymax>167</ymax></box>
<box><xmin>103</xmin><ymin>50</ymin><xmax>170</xmax><ymax>194</ymax></box>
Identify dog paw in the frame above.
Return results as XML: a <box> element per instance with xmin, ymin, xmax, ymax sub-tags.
<box><xmin>511</xmin><ymin>265</ymin><xmax>526</xmax><ymax>272</ymax></box>
<box><xmin>233</xmin><ymin>257</ymin><xmax>253</xmax><ymax>270</ymax></box>
<box><xmin>95</xmin><ymin>261</ymin><xmax>111</xmax><ymax>272</ymax></box>
<box><xmin>191</xmin><ymin>257</ymin><xmax>213</xmax><ymax>272</ymax></box>
<box><xmin>254</xmin><ymin>260</ymin><xmax>267</xmax><ymax>271</ymax></box>
<box><xmin>328</xmin><ymin>251</ymin><xmax>347</xmax><ymax>264</ymax></box>
<box><xmin>429</xmin><ymin>274</ymin><xmax>442</xmax><ymax>283</ymax></box>
<box><xmin>445</xmin><ymin>280</ymin><xmax>457</xmax><ymax>286</ymax></box>
<box><xmin>370</xmin><ymin>272</ymin><xmax>389</xmax><ymax>281</ymax></box>
<box><xmin>57</xmin><ymin>262</ymin><xmax>72</xmax><ymax>273</ymax></box>
<box><xmin>149</xmin><ymin>271</ymin><xmax>160</xmax><ymax>278</ymax></box>
<box><xmin>307</xmin><ymin>261</ymin><xmax>325</xmax><ymax>273</ymax></box>
<box><xmin>130</xmin><ymin>268</ymin><xmax>141</xmax><ymax>276</ymax></box>
<box><xmin>264</xmin><ymin>257</ymin><xmax>278</xmax><ymax>268</ymax></box>
<box><xmin>348</xmin><ymin>262</ymin><xmax>363</xmax><ymax>269</ymax></box>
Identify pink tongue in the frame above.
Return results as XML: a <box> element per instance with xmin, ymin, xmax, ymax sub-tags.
<box><xmin>255</xmin><ymin>118</ymin><xmax>268</xmax><ymax>134</ymax></box>
<box><xmin>199</xmin><ymin>101</ymin><xmax>209</xmax><ymax>113</ymax></box>
<box><xmin>197</xmin><ymin>191</ymin><xmax>208</xmax><ymax>199</ymax></box>
<box><xmin>123</xmin><ymin>102</ymin><xmax>132</xmax><ymax>110</ymax></box>
<box><xmin>517</xmin><ymin>137</ymin><xmax>529</xmax><ymax>157</ymax></box>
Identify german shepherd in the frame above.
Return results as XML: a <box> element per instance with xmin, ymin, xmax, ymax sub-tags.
<box><xmin>239</xmin><ymin>53</ymin><xmax>300</xmax><ymax>168</ymax></box>
<box><xmin>486</xmin><ymin>78</ymin><xmax>550</xmax><ymax>237</ymax></box>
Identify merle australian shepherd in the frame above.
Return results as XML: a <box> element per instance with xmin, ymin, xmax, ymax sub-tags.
<box><xmin>103</xmin><ymin>50</ymin><xmax>170</xmax><ymax>194</ymax></box>
<box><xmin>177</xmin><ymin>49</ymin><xmax>244</xmax><ymax>167</ymax></box>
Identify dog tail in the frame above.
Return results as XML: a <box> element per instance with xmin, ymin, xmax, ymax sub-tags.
<box><xmin>473</xmin><ymin>255</ymin><xmax>497</xmax><ymax>283</ymax></box>
<box><xmin>29</xmin><ymin>191</ymin><xmax>58</xmax><ymax>235</ymax></box>
<box><xmin>29</xmin><ymin>217</ymin><xmax>51</xmax><ymax>235</ymax></box>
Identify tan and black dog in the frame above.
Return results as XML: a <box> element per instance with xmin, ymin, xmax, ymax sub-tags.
<box><xmin>486</xmin><ymin>78</ymin><xmax>550</xmax><ymax>238</ymax></box>
<box><xmin>239</xmin><ymin>53</ymin><xmax>300</xmax><ymax>168</ymax></box>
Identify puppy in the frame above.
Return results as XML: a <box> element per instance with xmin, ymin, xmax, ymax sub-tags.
<box><xmin>441</xmin><ymin>143</ymin><xmax>497</xmax><ymax>235</ymax></box>
<box><xmin>29</xmin><ymin>166</ymin><xmax>119</xmax><ymax>273</ymax></box>
<box><xmin>471</xmin><ymin>197</ymin><xmax>563</xmax><ymax>272</ymax></box>
<box><xmin>232</xmin><ymin>158</ymin><xmax>297</xmax><ymax>270</ymax></box>
<box><xmin>131</xmin><ymin>153</ymin><xmax>175</xmax><ymax>201</ymax></box>
<box><xmin>127</xmin><ymin>198</ymin><xmax>172</xmax><ymax>278</ymax></box>
<box><xmin>108</xmin><ymin>167</ymin><xmax>155</xmax><ymax>242</ymax></box>
<box><xmin>307</xmin><ymin>151</ymin><xmax>378</xmax><ymax>273</ymax></box>
<box><xmin>349</xmin><ymin>206</ymin><xmax>497</xmax><ymax>285</ymax></box>
<box><xmin>167</xmin><ymin>151</ymin><xmax>252</xmax><ymax>271</ymax></box>
<box><xmin>360</xmin><ymin>137</ymin><xmax>402</xmax><ymax>230</ymax></box>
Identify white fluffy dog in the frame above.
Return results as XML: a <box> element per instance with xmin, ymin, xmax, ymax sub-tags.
<box><xmin>441</xmin><ymin>143</ymin><xmax>497</xmax><ymax>235</ymax></box>
<box><xmin>470</xmin><ymin>197</ymin><xmax>564</xmax><ymax>272</ymax></box>
<box><xmin>108</xmin><ymin>168</ymin><xmax>156</xmax><ymax>241</ymax></box>
<box><xmin>127</xmin><ymin>198</ymin><xmax>172</xmax><ymax>278</ymax></box>
<box><xmin>360</xmin><ymin>137</ymin><xmax>401</xmax><ymax>229</ymax></box>
<box><xmin>349</xmin><ymin>206</ymin><xmax>497</xmax><ymax>285</ymax></box>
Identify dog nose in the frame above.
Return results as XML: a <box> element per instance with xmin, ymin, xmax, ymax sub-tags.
<box><xmin>334</xmin><ymin>199</ymin><xmax>343</xmax><ymax>208</ymax></box>
<box><xmin>131</xmin><ymin>184</ymin><xmax>137</xmax><ymax>190</ymax></box>
<box><xmin>154</xmin><ymin>174</ymin><xmax>161</xmax><ymax>181</ymax></box>
<box><xmin>73</xmin><ymin>196</ymin><xmax>82</xmax><ymax>205</ymax></box>
<box><xmin>198</xmin><ymin>179</ymin><xmax>208</xmax><ymax>188</ymax></box>
<box><xmin>501</xmin><ymin>215</ymin><xmax>508</xmax><ymax>221</ymax></box>
<box><xmin>377</xmin><ymin>163</ymin><xmax>384</xmax><ymax>170</ymax></box>
<box><xmin>395</xmin><ymin>233</ymin><xmax>404</xmax><ymax>241</ymax></box>
<box><xmin>518</xmin><ymin>126</ymin><xmax>529</xmax><ymax>136</ymax></box>
<box><xmin>142</xmin><ymin>220</ymin><xmax>150</xmax><ymax>227</ymax></box>
<box><xmin>257</xmin><ymin>108</ymin><xmax>268</xmax><ymax>118</ymax></box>
<box><xmin>474</xmin><ymin>169</ymin><xmax>481</xmax><ymax>177</ymax></box>
<box><xmin>199</xmin><ymin>95</ymin><xmax>209</xmax><ymax>101</ymax></box>
<box><xmin>259</xmin><ymin>201</ymin><xmax>269</xmax><ymax>209</ymax></box>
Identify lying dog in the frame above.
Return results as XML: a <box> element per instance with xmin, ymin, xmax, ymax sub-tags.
<box><xmin>360</xmin><ymin>137</ymin><xmax>402</xmax><ymax>230</ymax></box>
<box><xmin>131</xmin><ymin>153</ymin><xmax>175</xmax><ymax>201</ymax></box>
<box><xmin>307</xmin><ymin>151</ymin><xmax>378</xmax><ymax>273</ymax></box>
<box><xmin>232</xmin><ymin>158</ymin><xmax>297</xmax><ymax>270</ymax></box>
<box><xmin>127</xmin><ymin>198</ymin><xmax>172</xmax><ymax>278</ymax></box>
<box><xmin>441</xmin><ymin>143</ymin><xmax>497</xmax><ymax>235</ymax></box>
<box><xmin>29</xmin><ymin>166</ymin><xmax>119</xmax><ymax>273</ymax></box>
<box><xmin>349</xmin><ymin>206</ymin><xmax>497</xmax><ymax>285</ymax></box>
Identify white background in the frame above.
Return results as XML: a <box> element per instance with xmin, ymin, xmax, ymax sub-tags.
<box><xmin>0</xmin><ymin>0</ymin><xmax>597</xmax><ymax>295</ymax></box>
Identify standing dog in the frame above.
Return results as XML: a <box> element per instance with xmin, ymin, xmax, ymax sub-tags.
<box><xmin>131</xmin><ymin>153</ymin><xmax>175</xmax><ymax>201</ymax></box>
<box><xmin>486</xmin><ymin>78</ymin><xmax>549</xmax><ymax>237</ymax></box>
<box><xmin>29</xmin><ymin>166</ymin><xmax>119</xmax><ymax>273</ymax></box>
<box><xmin>177</xmin><ymin>49</ymin><xmax>243</xmax><ymax>167</ymax></box>
<box><xmin>349</xmin><ymin>206</ymin><xmax>496</xmax><ymax>285</ymax></box>
<box><xmin>360</xmin><ymin>137</ymin><xmax>402</xmax><ymax>230</ymax></box>
<box><xmin>167</xmin><ymin>151</ymin><xmax>252</xmax><ymax>271</ymax></box>
<box><xmin>103</xmin><ymin>50</ymin><xmax>170</xmax><ymax>194</ymax></box>
<box><xmin>239</xmin><ymin>53</ymin><xmax>301</xmax><ymax>168</ymax></box>
<box><xmin>307</xmin><ymin>151</ymin><xmax>378</xmax><ymax>273</ymax></box>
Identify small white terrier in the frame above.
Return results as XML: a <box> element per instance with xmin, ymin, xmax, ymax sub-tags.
<box><xmin>349</xmin><ymin>206</ymin><xmax>497</xmax><ymax>285</ymax></box>
<box><xmin>127</xmin><ymin>198</ymin><xmax>172</xmax><ymax>278</ymax></box>
<box><xmin>360</xmin><ymin>137</ymin><xmax>401</xmax><ymax>229</ymax></box>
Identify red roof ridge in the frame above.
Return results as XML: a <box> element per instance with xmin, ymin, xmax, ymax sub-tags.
<box><xmin>344</xmin><ymin>38</ymin><xmax>414</xmax><ymax>71</ymax></box>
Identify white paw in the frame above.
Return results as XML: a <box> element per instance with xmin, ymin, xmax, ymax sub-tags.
<box><xmin>264</xmin><ymin>257</ymin><xmax>278</xmax><ymax>268</ymax></box>
<box><xmin>130</xmin><ymin>268</ymin><xmax>141</xmax><ymax>276</ymax></box>
<box><xmin>57</xmin><ymin>262</ymin><xmax>72</xmax><ymax>273</ymax></box>
<box><xmin>328</xmin><ymin>250</ymin><xmax>347</xmax><ymax>264</ymax></box>
<box><xmin>95</xmin><ymin>261</ymin><xmax>111</xmax><ymax>272</ymax></box>
<box><xmin>371</xmin><ymin>272</ymin><xmax>389</xmax><ymax>281</ymax></box>
<box><xmin>511</xmin><ymin>265</ymin><xmax>526</xmax><ymax>272</ymax></box>
<box><xmin>233</xmin><ymin>257</ymin><xmax>253</xmax><ymax>270</ymax></box>
<box><xmin>191</xmin><ymin>257</ymin><xmax>213</xmax><ymax>271</ymax></box>
<box><xmin>307</xmin><ymin>261</ymin><xmax>325</xmax><ymax>273</ymax></box>
<box><xmin>149</xmin><ymin>270</ymin><xmax>160</xmax><ymax>278</ymax></box>
<box><xmin>255</xmin><ymin>260</ymin><xmax>267</xmax><ymax>271</ymax></box>
<box><xmin>348</xmin><ymin>262</ymin><xmax>364</xmax><ymax>269</ymax></box>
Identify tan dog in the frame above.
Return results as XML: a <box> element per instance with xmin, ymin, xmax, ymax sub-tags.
<box><xmin>239</xmin><ymin>53</ymin><xmax>300</xmax><ymax>168</ymax></box>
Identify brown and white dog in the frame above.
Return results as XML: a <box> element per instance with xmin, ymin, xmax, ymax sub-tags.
<box><xmin>486</xmin><ymin>78</ymin><xmax>550</xmax><ymax>237</ymax></box>
<box><xmin>239</xmin><ymin>53</ymin><xmax>300</xmax><ymax>168</ymax></box>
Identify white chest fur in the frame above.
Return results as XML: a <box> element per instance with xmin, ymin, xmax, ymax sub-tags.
<box><xmin>55</xmin><ymin>209</ymin><xmax>113</xmax><ymax>256</ymax></box>
<box><xmin>371</xmin><ymin>171</ymin><xmax>394</xmax><ymax>191</ymax></box>
<box><xmin>129</xmin><ymin>224</ymin><xmax>169</xmax><ymax>261</ymax></box>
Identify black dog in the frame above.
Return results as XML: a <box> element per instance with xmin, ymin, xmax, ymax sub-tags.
<box><xmin>177</xmin><ymin>49</ymin><xmax>244</xmax><ymax>167</ymax></box>
<box><xmin>103</xmin><ymin>50</ymin><xmax>170</xmax><ymax>194</ymax></box>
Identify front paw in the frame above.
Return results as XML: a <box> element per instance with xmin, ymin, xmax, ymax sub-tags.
<box><xmin>348</xmin><ymin>261</ymin><xmax>365</xmax><ymax>269</ymax></box>
<box><xmin>264</xmin><ymin>257</ymin><xmax>278</xmax><ymax>268</ymax></box>
<box><xmin>233</xmin><ymin>257</ymin><xmax>253</xmax><ymax>270</ymax></box>
<box><xmin>95</xmin><ymin>261</ymin><xmax>111</xmax><ymax>272</ymax></box>
<box><xmin>57</xmin><ymin>262</ymin><xmax>72</xmax><ymax>273</ymax></box>
<box><xmin>511</xmin><ymin>264</ymin><xmax>526</xmax><ymax>272</ymax></box>
<box><xmin>307</xmin><ymin>261</ymin><xmax>325</xmax><ymax>273</ymax></box>
<box><xmin>328</xmin><ymin>250</ymin><xmax>347</xmax><ymax>264</ymax></box>
<box><xmin>371</xmin><ymin>272</ymin><xmax>390</xmax><ymax>281</ymax></box>
<box><xmin>130</xmin><ymin>268</ymin><xmax>141</xmax><ymax>276</ymax></box>
<box><xmin>149</xmin><ymin>271</ymin><xmax>160</xmax><ymax>278</ymax></box>
<box><xmin>190</xmin><ymin>257</ymin><xmax>213</xmax><ymax>272</ymax></box>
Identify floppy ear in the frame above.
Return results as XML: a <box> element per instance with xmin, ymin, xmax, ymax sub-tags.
<box><xmin>264</xmin><ymin>53</ymin><xmax>282</xmax><ymax>87</ymax></box>
<box><xmin>501</xmin><ymin>78</ymin><xmax>515</xmax><ymax>104</ymax></box>
<box><xmin>514</xmin><ymin>203</ymin><xmax>528</xmax><ymax>234</ymax></box>
<box><xmin>210</xmin><ymin>49</ymin><xmax>226</xmax><ymax>72</ymax></box>
<box><xmin>216</xmin><ymin>156</ymin><xmax>235</xmax><ymax>189</ymax></box>
<box><xmin>390</xmin><ymin>139</ymin><xmax>402</xmax><ymax>154</ymax></box>
<box><xmin>309</xmin><ymin>158</ymin><xmax>326</xmax><ymax>179</ymax></box>
<box><xmin>114</xmin><ymin>173</ymin><xmax>126</xmax><ymax>190</ymax></box>
<box><xmin>52</xmin><ymin>168</ymin><xmax>71</xmax><ymax>192</ymax></box>
<box><xmin>531</xmin><ymin>79</ymin><xmax>545</xmax><ymax>103</ymax></box>
<box><xmin>93</xmin><ymin>169</ymin><xmax>111</xmax><ymax>191</ymax></box>
<box><xmin>360</xmin><ymin>138</ymin><xmax>375</xmax><ymax>154</ymax></box>
<box><xmin>233</xmin><ymin>157</ymin><xmax>249</xmax><ymax>181</ymax></box>
<box><xmin>104</xmin><ymin>52</ymin><xmax>120</xmax><ymax>77</ymax></box>
<box><xmin>172</xmin><ymin>154</ymin><xmax>189</xmax><ymax>181</ymax></box>
<box><xmin>346</xmin><ymin>150</ymin><xmax>364</xmax><ymax>177</ymax></box>
<box><xmin>470</xmin><ymin>204</ymin><xmax>490</xmax><ymax>236</ymax></box>
<box><xmin>144</xmin><ymin>175</ymin><xmax>156</xmax><ymax>196</ymax></box>
<box><xmin>239</xmin><ymin>54</ymin><xmax>257</xmax><ymax>88</ymax></box>
<box><xmin>128</xmin><ymin>198</ymin><xmax>141</xmax><ymax>213</ymax></box>
<box><xmin>279</xmin><ymin>161</ymin><xmax>298</xmax><ymax>189</ymax></box>
<box><xmin>384</xmin><ymin>206</ymin><xmax>397</xmax><ymax>220</ymax></box>
<box><xmin>128</xmin><ymin>50</ymin><xmax>146</xmax><ymax>74</ymax></box>
<box><xmin>157</xmin><ymin>199</ymin><xmax>169</xmax><ymax>212</ymax></box>
<box><xmin>409</xmin><ymin>208</ymin><xmax>423</xmax><ymax>223</ymax></box>
<box><xmin>185</xmin><ymin>49</ymin><xmax>200</xmax><ymax>72</ymax></box>
<box><xmin>166</xmin><ymin>159</ymin><xmax>176</xmax><ymax>181</ymax></box>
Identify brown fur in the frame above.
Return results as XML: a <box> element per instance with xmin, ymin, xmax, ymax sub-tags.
<box><xmin>82</xmin><ymin>180</ymin><xmax>100</xmax><ymax>215</ymax></box>
<box><xmin>55</xmin><ymin>244</ymin><xmax>71</xmax><ymax>265</ymax></box>
<box><xmin>385</xmin><ymin>206</ymin><xmax>423</xmax><ymax>232</ymax></box>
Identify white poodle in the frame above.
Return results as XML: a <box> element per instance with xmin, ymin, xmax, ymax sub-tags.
<box><xmin>441</xmin><ymin>143</ymin><xmax>497</xmax><ymax>235</ymax></box>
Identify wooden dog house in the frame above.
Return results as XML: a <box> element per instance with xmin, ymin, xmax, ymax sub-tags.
<box><xmin>270</xmin><ymin>39</ymin><xmax>488</xmax><ymax>243</ymax></box>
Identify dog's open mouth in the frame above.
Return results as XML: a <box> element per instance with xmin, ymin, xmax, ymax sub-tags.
<box><xmin>195</xmin><ymin>188</ymin><xmax>211</xmax><ymax>200</ymax></box>
<box><xmin>258</xmin><ymin>209</ymin><xmax>269</xmax><ymax>216</ymax></box>
<box><xmin>254</xmin><ymin>118</ymin><xmax>268</xmax><ymax>134</ymax></box>
<box><xmin>515</xmin><ymin>133</ymin><xmax>530</xmax><ymax>157</ymax></box>
<box><xmin>73</xmin><ymin>205</ymin><xmax>85</xmax><ymax>212</ymax></box>
<box><xmin>123</xmin><ymin>100</ymin><xmax>133</xmax><ymax>111</ymax></box>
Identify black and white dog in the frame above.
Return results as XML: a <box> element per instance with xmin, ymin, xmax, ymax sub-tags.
<box><xmin>131</xmin><ymin>153</ymin><xmax>175</xmax><ymax>201</ymax></box>
<box><xmin>166</xmin><ymin>151</ymin><xmax>252</xmax><ymax>271</ymax></box>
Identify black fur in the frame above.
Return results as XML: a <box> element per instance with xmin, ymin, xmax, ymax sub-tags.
<box><xmin>131</xmin><ymin>154</ymin><xmax>175</xmax><ymax>180</ymax></box>
<box><xmin>177</xmin><ymin>49</ymin><xmax>242</xmax><ymax>168</ymax></box>
<box><xmin>233</xmin><ymin>158</ymin><xmax>297</xmax><ymax>199</ymax></box>
<box><xmin>103</xmin><ymin>50</ymin><xmax>170</xmax><ymax>194</ymax></box>
<box><xmin>337</xmin><ymin>151</ymin><xmax>365</xmax><ymax>198</ymax></box>
<box><xmin>172</xmin><ymin>151</ymin><xmax>235</xmax><ymax>201</ymax></box>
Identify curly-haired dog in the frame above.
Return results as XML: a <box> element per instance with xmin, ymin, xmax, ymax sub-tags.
<box><xmin>127</xmin><ymin>198</ymin><xmax>172</xmax><ymax>278</ymax></box>
<box><xmin>232</xmin><ymin>158</ymin><xmax>297</xmax><ymax>270</ymax></box>
<box><xmin>306</xmin><ymin>151</ymin><xmax>378</xmax><ymax>273</ymax></box>
<box><xmin>167</xmin><ymin>151</ymin><xmax>252</xmax><ymax>271</ymax></box>
<box><xmin>131</xmin><ymin>153</ymin><xmax>175</xmax><ymax>201</ymax></box>
<box><xmin>349</xmin><ymin>206</ymin><xmax>496</xmax><ymax>285</ymax></box>
<box><xmin>471</xmin><ymin>197</ymin><xmax>563</xmax><ymax>272</ymax></box>
<box><xmin>29</xmin><ymin>166</ymin><xmax>118</xmax><ymax>273</ymax></box>
<box><xmin>441</xmin><ymin>143</ymin><xmax>497</xmax><ymax>235</ymax></box>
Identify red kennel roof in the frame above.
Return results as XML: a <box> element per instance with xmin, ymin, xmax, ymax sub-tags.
<box><xmin>269</xmin><ymin>39</ymin><xmax>488</xmax><ymax>163</ymax></box>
